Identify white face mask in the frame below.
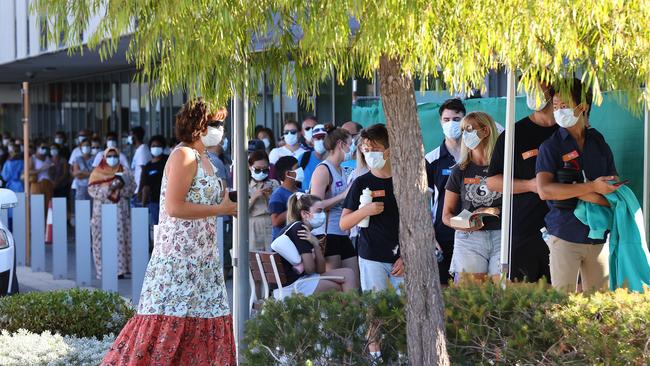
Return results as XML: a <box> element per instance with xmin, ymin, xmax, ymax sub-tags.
<box><xmin>462</xmin><ymin>130</ymin><xmax>483</xmax><ymax>150</ymax></box>
<box><xmin>127</xmin><ymin>135</ymin><xmax>134</xmax><ymax>145</ymax></box>
<box><xmin>364</xmin><ymin>151</ymin><xmax>386</xmax><ymax>170</ymax></box>
<box><xmin>2</xmin><ymin>139</ymin><xmax>9</xmax><ymax>146</ymax></box>
<box><xmin>314</xmin><ymin>140</ymin><xmax>326</xmax><ymax>154</ymax></box>
<box><xmin>201</xmin><ymin>126</ymin><xmax>224</xmax><ymax>147</ymax></box>
<box><xmin>442</xmin><ymin>121</ymin><xmax>462</xmax><ymax>140</ymax></box>
<box><xmin>50</xmin><ymin>149</ymin><xmax>59</xmax><ymax>157</ymax></box>
<box><xmin>343</xmin><ymin>142</ymin><xmax>354</xmax><ymax>161</ymax></box>
<box><xmin>81</xmin><ymin>146</ymin><xmax>91</xmax><ymax>155</ymax></box>
<box><xmin>106</xmin><ymin>157</ymin><xmax>120</xmax><ymax>167</ymax></box>
<box><xmin>251</xmin><ymin>169</ymin><xmax>269</xmax><ymax>182</ymax></box>
<box><xmin>106</xmin><ymin>140</ymin><xmax>117</xmax><ymax>149</ymax></box>
<box><xmin>151</xmin><ymin>147</ymin><xmax>164</xmax><ymax>157</ymax></box>
<box><xmin>38</xmin><ymin>148</ymin><xmax>48</xmax><ymax>155</ymax></box>
<box><xmin>304</xmin><ymin>128</ymin><xmax>314</xmax><ymax>143</ymax></box>
<box><xmin>91</xmin><ymin>147</ymin><xmax>101</xmax><ymax>155</ymax></box>
<box><xmin>290</xmin><ymin>167</ymin><xmax>304</xmax><ymax>182</ymax></box>
<box><xmin>262</xmin><ymin>138</ymin><xmax>271</xmax><ymax>149</ymax></box>
<box><xmin>308</xmin><ymin>211</ymin><xmax>326</xmax><ymax>229</ymax></box>
<box><xmin>526</xmin><ymin>90</ymin><xmax>548</xmax><ymax>111</ymax></box>
<box><xmin>553</xmin><ymin>107</ymin><xmax>580</xmax><ymax>128</ymax></box>
<box><xmin>284</xmin><ymin>132</ymin><xmax>298</xmax><ymax>146</ymax></box>
<box><xmin>54</xmin><ymin>137</ymin><xmax>64</xmax><ymax>145</ymax></box>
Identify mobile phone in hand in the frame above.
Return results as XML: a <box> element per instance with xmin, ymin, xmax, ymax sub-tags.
<box><xmin>614</xmin><ymin>179</ymin><xmax>629</xmax><ymax>187</ymax></box>
<box><xmin>228</xmin><ymin>191</ymin><xmax>238</xmax><ymax>202</ymax></box>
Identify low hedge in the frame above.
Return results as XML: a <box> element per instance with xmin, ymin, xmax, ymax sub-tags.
<box><xmin>242</xmin><ymin>282</ymin><xmax>650</xmax><ymax>365</ymax></box>
<box><xmin>0</xmin><ymin>289</ymin><xmax>134</xmax><ymax>338</ymax></box>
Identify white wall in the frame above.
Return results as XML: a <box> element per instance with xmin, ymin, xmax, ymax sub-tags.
<box><xmin>0</xmin><ymin>1</ymin><xmax>16</xmax><ymax>64</ymax></box>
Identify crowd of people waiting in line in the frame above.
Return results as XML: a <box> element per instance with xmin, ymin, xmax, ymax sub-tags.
<box><xmin>0</xmin><ymin>77</ymin><xmax>638</xmax><ymax>296</ymax></box>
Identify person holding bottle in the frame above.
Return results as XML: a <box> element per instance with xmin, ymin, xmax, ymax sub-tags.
<box><xmin>248</xmin><ymin>150</ymin><xmax>279</xmax><ymax>250</ymax></box>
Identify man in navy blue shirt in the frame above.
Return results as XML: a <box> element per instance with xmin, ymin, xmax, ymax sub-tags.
<box><xmin>536</xmin><ymin>78</ymin><xmax>620</xmax><ymax>292</ymax></box>
<box><xmin>425</xmin><ymin>98</ymin><xmax>464</xmax><ymax>285</ymax></box>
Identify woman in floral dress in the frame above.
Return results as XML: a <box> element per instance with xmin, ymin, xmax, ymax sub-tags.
<box><xmin>102</xmin><ymin>99</ymin><xmax>238</xmax><ymax>365</ymax></box>
<box><xmin>88</xmin><ymin>147</ymin><xmax>136</xmax><ymax>279</ymax></box>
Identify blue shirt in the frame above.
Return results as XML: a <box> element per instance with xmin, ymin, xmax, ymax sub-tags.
<box><xmin>536</xmin><ymin>127</ymin><xmax>617</xmax><ymax>244</ymax></box>
<box><xmin>299</xmin><ymin>151</ymin><xmax>323</xmax><ymax>192</ymax></box>
<box><xmin>269</xmin><ymin>186</ymin><xmax>295</xmax><ymax>240</ymax></box>
<box><xmin>1</xmin><ymin>159</ymin><xmax>24</xmax><ymax>193</ymax></box>
<box><xmin>425</xmin><ymin>141</ymin><xmax>457</xmax><ymax>244</ymax></box>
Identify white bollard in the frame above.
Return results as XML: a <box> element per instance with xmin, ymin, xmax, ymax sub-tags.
<box><xmin>52</xmin><ymin>197</ymin><xmax>68</xmax><ymax>279</ymax></box>
<box><xmin>131</xmin><ymin>207</ymin><xmax>149</xmax><ymax>304</ymax></box>
<box><xmin>30</xmin><ymin>194</ymin><xmax>45</xmax><ymax>272</ymax></box>
<box><xmin>13</xmin><ymin>193</ymin><xmax>26</xmax><ymax>266</ymax></box>
<box><xmin>75</xmin><ymin>200</ymin><xmax>92</xmax><ymax>286</ymax></box>
<box><xmin>101</xmin><ymin>204</ymin><xmax>118</xmax><ymax>293</ymax></box>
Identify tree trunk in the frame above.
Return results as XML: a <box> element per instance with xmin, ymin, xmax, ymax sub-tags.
<box><xmin>378</xmin><ymin>55</ymin><xmax>450</xmax><ymax>366</ymax></box>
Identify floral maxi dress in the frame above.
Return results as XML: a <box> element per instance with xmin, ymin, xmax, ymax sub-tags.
<box><xmin>102</xmin><ymin>149</ymin><xmax>235</xmax><ymax>366</ymax></box>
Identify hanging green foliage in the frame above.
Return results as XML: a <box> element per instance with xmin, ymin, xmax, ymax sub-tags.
<box><xmin>33</xmin><ymin>0</ymin><xmax>650</xmax><ymax>109</ymax></box>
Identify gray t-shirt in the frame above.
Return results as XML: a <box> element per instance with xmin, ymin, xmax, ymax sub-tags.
<box><xmin>445</xmin><ymin>162</ymin><xmax>502</xmax><ymax>230</ymax></box>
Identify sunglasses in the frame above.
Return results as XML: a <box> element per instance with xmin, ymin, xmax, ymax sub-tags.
<box><xmin>283</xmin><ymin>130</ymin><xmax>298</xmax><ymax>135</ymax></box>
<box><xmin>304</xmin><ymin>126</ymin><xmax>313</xmax><ymax>131</ymax></box>
<box><xmin>208</xmin><ymin>120</ymin><xmax>224</xmax><ymax>128</ymax></box>
<box><xmin>252</xmin><ymin>168</ymin><xmax>270</xmax><ymax>174</ymax></box>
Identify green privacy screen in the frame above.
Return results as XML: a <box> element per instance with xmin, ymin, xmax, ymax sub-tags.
<box><xmin>351</xmin><ymin>92</ymin><xmax>645</xmax><ymax>201</ymax></box>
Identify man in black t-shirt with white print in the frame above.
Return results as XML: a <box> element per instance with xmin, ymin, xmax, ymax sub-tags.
<box><xmin>486</xmin><ymin>83</ymin><xmax>557</xmax><ymax>283</ymax></box>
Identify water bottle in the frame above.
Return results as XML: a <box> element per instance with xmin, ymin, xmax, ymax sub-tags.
<box><xmin>358</xmin><ymin>188</ymin><xmax>373</xmax><ymax>228</ymax></box>
<box><xmin>540</xmin><ymin>227</ymin><xmax>551</xmax><ymax>244</ymax></box>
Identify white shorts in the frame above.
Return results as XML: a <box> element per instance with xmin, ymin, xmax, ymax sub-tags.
<box><xmin>273</xmin><ymin>273</ymin><xmax>321</xmax><ymax>299</ymax></box>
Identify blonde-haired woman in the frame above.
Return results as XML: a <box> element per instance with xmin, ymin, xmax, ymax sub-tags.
<box><xmin>442</xmin><ymin>111</ymin><xmax>503</xmax><ymax>283</ymax></box>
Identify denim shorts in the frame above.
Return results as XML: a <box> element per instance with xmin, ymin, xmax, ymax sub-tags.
<box><xmin>358</xmin><ymin>257</ymin><xmax>404</xmax><ymax>293</ymax></box>
<box><xmin>450</xmin><ymin>229</ymin><xmax>502</xmax><ymax>276</ymax></box>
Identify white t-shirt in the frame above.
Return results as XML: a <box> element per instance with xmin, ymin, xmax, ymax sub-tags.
<box><xmin>92</xmin><ymin>151</ymin><xmax>130</xmax><ymax>169</ymax></box>
<box><xmin>68</xmin><ymin>147</ymin><xmax>82</xmax><ymax>189</ymax></box>
<box><xmin>131</xmin><ymin>144</ymin><xmax>152</xmax><ymax>193</ymax></box>
<box><xmin>269</xmin><ymin>145</ymin><xmax>308</xmax><ymax>165</ymax></box>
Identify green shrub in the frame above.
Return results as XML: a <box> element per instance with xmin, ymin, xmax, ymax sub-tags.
<box><xmin>242</xmin><ymin>289</ymin><xmax>406</xmax><ymax>365</ymax></box>
<box><xmin>243</xmin><ymin>282</ymin><xmax>650</xmax><ymax>365</ymax></box>
<box><xmin>0</xmin><ymin>289</ymin><xmax>134</xmax><ymax>338</ymax></box>
<box><xmin>552</xmin><ymin>288</ymin><xmax>650</xmax><ymax>365</ymax></box>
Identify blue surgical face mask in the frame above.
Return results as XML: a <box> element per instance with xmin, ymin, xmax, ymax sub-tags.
<box><xmin>462</xmin><ymin>130</ymin><xmax>483</xmax><ymax>150</ymax></box>
<box><xmin>442</xmin><ymin>121</ymin><xmax>462</xmax><ymax>140</ymax></box>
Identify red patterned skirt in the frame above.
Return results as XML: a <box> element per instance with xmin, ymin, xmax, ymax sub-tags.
<box><xmin>101</xmin><ymin>314</ymin><xmax>235</xmax><ymax>366</ymax></box>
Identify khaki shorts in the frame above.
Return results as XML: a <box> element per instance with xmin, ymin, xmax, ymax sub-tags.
<box><xmin>548</xmin><ymin>235</ymin><xmax>609</xmax><ymax>292</ymax></box>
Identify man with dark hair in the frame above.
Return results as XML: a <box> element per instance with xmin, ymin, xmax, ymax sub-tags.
<box><xmin>301</xmin><ymin>115</ymin><xmax>318</xmax><ymax>149</ymax></box>
<box><xmin>425</xmin><ymin>98</ymin><xmax>466</xmax><ymax>285</ymax></box>
<box><xmin>486</xmin><ymin>83</ymin><xmax>557</xmax><ymax>283</ymax></box>
<box><xmin>128</xmin><ymin>126</ymin><xmax>152</xmax><ymax>206</ymax></box>
<box><xmin>54</xmin><ymin>131</ymin><xmax>70</xmax><ymax>159</ymax></box>
<box><xmin>269</xmin><ymin>155</ymin><xmax>301</xmax><ymax>240</ymax></box>
<box><xmin>536</xmin><ymin>78</ymin><xmax>619</xmax><ymax>292</ymax></box>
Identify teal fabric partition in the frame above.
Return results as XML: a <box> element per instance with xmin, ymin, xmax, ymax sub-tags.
<box><xmin>351</xmin><ymin>92</ymin><xmax>645</xmax><ymax>201</ymax></box>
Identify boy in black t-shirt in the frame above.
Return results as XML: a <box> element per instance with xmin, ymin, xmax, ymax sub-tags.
<box><xmin>486</xmin><ymin>83</ymin><xmax>557</xmax><ymax>283</ymax></box>
<box><xmin>341</xmin><ymin>124</ymin><xmax>403</xmax><ymax>292</ymax></box>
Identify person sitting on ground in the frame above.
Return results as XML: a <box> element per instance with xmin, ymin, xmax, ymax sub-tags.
<box><xmin>272</xmin><ymin>192</ymin><xmax>358</xmax><ymax>297</ymax></box>
<box><xmin>269</xmin><ymin>155</ymin><xmax>301</xmax><ymax>240</ymax></box>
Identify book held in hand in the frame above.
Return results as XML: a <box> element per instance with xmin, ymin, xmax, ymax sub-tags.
<box><xmin>450</xmin><ymin>207</ymin><xmax>500</xmax><ymax>229</ymax></box>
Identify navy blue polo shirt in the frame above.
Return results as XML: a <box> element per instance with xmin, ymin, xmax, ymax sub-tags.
<box><xmin>536</xmin><ymin>127</ymin><xmax>617</xmax><ymax>244</ymax></box>
<box><xmin>425</xmin><ymin>141</ymin><xmax>457</xmax><ymax>244</ymax></box>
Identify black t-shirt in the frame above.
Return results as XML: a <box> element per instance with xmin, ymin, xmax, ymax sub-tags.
<box><xmin>487</xmin><ymin>117</ymin><xmax>558</xmax><ymax>246</ymax></box>
<box><xmin>343</xmin><ymin>172</ymin><xmax>400</xmax><ymax>263</ymax></box>
<box><xmin>278</xmin><ymin>221</ymin><xmax>315</xmax><ymax>285</ymax></box>
<box><xmin>445</xmin><ymin>162</ymin><xmax>503</xmax><ymax>231</ymax></box>
<box><xmin>141</xmin><ymin>156</ymin><xmax>168</xmax><ymax>203</ymax></box>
